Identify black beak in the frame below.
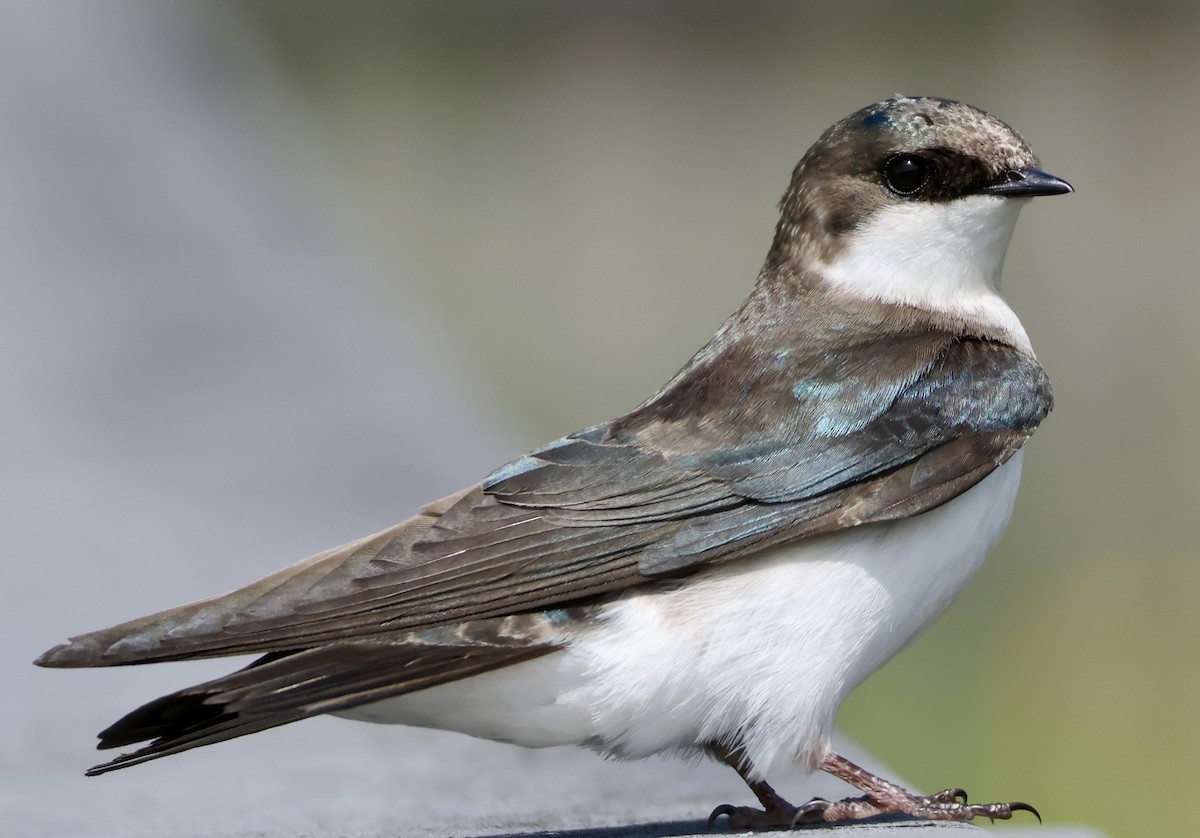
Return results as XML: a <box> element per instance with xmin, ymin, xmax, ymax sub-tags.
<box><xmin>981</xmin><ymin>166</ymin><xmax>1073</xmax><ymax>197</ymax></box>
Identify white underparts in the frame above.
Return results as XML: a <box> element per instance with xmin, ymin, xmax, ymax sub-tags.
<box><xmin>820</xmin><ymin>195</ymin><xmax>1032</xmax><ymax>352</ymax></box>
<box><xmin>337</xmin><ymin>451</ymin><xmax>1026</xmax><ymax>780</ymax></box>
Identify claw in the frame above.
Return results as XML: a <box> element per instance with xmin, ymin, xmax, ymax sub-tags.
<box><xmin>950</xmin><ymin>788</ymin><xmax>968</xmax><ymax>804</ymax></box>
<box><xmin>706</xmin><ymin>803</ymin><xmax>737</xmax><ymax>830</ymax></box>
<box><xmin>790</xmin><ymin>797</ymin><xmax>831</xmax><ymax>826</ymax></box>
<box><xmin>1009</xmin><ymin>801</ymin><xmax>1042</xmax><ymax>823</ymax></box>
<box><xmin>929</xmin><ymin>787</ymin><xmax>968</xmax><ymax>804</ymax></box>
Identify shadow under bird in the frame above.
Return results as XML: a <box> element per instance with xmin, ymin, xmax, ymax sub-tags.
<box><xmin>38</xmin><ymin>96</ymin><xmax>1072</xmax><ymax>828</ymax></box>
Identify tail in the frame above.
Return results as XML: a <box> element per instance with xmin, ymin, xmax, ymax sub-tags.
<box><xmin>85</xmin><ymin>640</ymin><xmax>553</xmax><ymax>775</ymax></box>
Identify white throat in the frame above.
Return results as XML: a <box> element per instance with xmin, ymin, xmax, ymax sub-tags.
<box><xmin>820</xmin><ymin>195</ymin><xmax>1032</xmax><ymax>351</ymax></box>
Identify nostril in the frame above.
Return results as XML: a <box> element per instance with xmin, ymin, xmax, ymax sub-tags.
<box><xmin>1005</xmin><ymin>170</ymin><xmax>1025</xmax><ymax>183</ymax></box>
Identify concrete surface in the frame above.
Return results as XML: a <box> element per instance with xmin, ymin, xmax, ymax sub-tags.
<box><xmin>9</xmin><ymin>720</ymin><xmax>1090</xmax><ymax>837</ymax></box>
<box><xmin>0</xmin><ymin>5</ymin><xmax>1104</xmax><ymax>838</ymax></box>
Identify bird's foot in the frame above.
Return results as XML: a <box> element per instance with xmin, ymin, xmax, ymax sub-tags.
<box><xmin>707</xmin><ymin>798</ymin><xmax>800</xmax><ymax>831</ymax></box>
<box><xmin>708</xmin><ymin>788</ymin><xmax>1038</xmax><ymax>830</ymax></box>
<box><xmin>803</xmin><ymin>752</ymin><xmax>1040</xmax><ymax>825</ymax></box>
<box><xmin>705</xmin><ymin>743</ymin><xmax>1038</xmax><ymax>830</ymax></box>
<box><xmin>705</xmin><ymin>742</ymin><xmax>803</xmax><ymax>830</ymax></box>
<box><xmin>790</xmin><ymin>788</ymin><xmax>1040</xmax><ymax>824</ymax></box>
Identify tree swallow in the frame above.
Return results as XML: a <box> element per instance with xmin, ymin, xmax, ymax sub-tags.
<box><xmin>37</xmin><ymin>96</ymin><xmax>1072</xmax><ymax>828</ymax></box>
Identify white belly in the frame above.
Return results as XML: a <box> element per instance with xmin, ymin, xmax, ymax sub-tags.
<box><xmin>338</xmin><ymin>451</ymin><xmax>1025</xmax><ymax>777</ymax></box>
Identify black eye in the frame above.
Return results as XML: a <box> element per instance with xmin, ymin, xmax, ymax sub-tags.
<box><xmin>882</xmin><ymin>153</ymin><xmax>931</xmax><ymax>196</ymax></box>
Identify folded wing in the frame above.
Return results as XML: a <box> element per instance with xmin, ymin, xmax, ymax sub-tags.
<box><xmin>37</xmin><ymin>332</ymin><xmax>1051</xmax><ymax>668</ymax></box>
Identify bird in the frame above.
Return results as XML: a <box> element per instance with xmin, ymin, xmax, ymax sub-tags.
<box><xmin>37</xmin><ymin>96</ymin><xmax>1072</xmax><ymax>829</ymax></box>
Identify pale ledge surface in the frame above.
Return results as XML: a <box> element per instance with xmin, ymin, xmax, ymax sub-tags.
<box><xmin>6</xmin><ymin>722</ymin><xmax>1099</xmax><ymax>837</ymax></box>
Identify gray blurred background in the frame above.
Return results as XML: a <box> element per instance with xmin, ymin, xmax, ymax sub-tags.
<box><xmin>4</xmin><ymin>2</ymin><xmax>1196</xmax><ymax>837</ymax></box>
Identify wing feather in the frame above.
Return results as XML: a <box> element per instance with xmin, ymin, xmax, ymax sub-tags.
<box><xmin>86</xmin><ymin>638</ymin><xmax>554</xmax><ymax>775</ymax></box>
<box><xmin>37</xmin><ymin>331</ymin><xmax>1051</xmax><ymax>669</ymax></box>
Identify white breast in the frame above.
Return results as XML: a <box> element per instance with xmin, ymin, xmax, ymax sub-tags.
<box><xmin>338</xmin><ymin>451</ymin><xmax>1025</xmax><ymax>780</ymax></box>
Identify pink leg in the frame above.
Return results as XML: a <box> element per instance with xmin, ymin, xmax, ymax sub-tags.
<box><xmin>706</xmin><ymin>745</ymin><xmax>1039</xmax><ymax>830</ymax></box>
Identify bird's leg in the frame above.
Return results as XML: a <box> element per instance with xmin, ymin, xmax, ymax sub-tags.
<box><xmin>789</xmin><ymin>750</ymin><xmax>1041</xmax><ymax>825</ymax></box>
<box><xmin>704</xmin><ymin>742</ymin><xmax>801</xmax><ymax>830</ymax></box>
<box><xmin>706</xmin><ymin>746</ymin><xmax>1039</xmax><ymax>830</ymax></box>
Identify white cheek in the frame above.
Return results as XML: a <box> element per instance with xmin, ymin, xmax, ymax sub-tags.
<box><xmin>820</xmin><ymin>195</ymin><xmax>1031</xmax><ymax>351</ymax></box>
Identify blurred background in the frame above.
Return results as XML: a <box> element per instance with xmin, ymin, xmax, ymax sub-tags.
<box><xmin>4</xmin><ymin>2</ymin><xmax>1196</xmax><ymax>836</ymax></box>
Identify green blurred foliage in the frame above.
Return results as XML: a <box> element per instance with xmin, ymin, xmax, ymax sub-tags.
<box><xmin>240</xmin><ymin>3</ymin><xmax>1200</xmax><ymax>835</ymax></box>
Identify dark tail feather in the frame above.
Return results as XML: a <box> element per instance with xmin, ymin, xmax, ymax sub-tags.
<box><xmin>88</xmin><ymin>641</ymin><xmax>554</xmax><ymax>775</ymax></box>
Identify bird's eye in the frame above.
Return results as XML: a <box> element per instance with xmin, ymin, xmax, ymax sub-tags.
<box><xmin>882</xmin><ymin>154</ymin><xmax>931</xmax><ymax>196</ymax></box>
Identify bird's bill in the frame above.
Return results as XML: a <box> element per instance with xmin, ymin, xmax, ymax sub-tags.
<box><xmin>981</xmin><ymin>166</ymin><xmax>1073</xmax><ymax>197</ymax></box>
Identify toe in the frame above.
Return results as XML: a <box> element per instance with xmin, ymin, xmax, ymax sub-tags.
<box><xmin>928</xmin><ymin>787</ymin><xmax>968</xmax><ymax>804</ymax></box>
